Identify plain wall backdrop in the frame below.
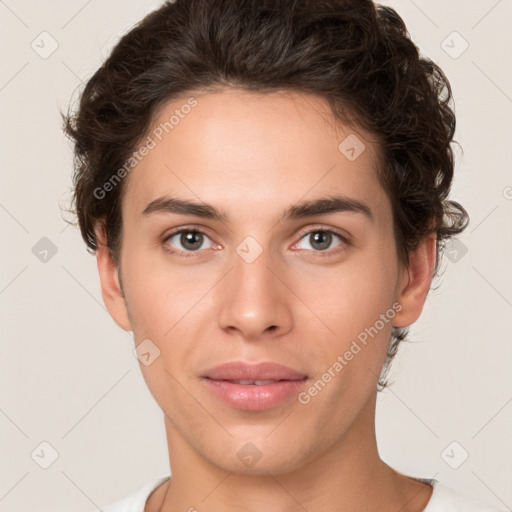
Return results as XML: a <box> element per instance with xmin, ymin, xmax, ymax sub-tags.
<box><xmin>1</xmin><ymin>0</ymin><xmax>511</xmax><ymax>510</ymax></box>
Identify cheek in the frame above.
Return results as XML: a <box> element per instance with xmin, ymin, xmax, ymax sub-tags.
<box><xmin>289</xmin><ymin>249</ymin><xmax>399</xmax><ymax>395</ymax></box>
<box><xmin>120</xmin><ymin>239</ymin><xmax>189</xmax><ymax>330</ymax></box>
<box><xmin>121</xmin><ymin>249</ymin><xmax>224</xmax><ymax>369</ymax></box>
<box><xmin>121</xmin><ymin>253</ymin><xmax>208</xmax><ymax>399</ymax></box>
<box><xmin>292</xmin><ymin>249</ymin><xmax>398</xmax><ymax>339</ymax></box>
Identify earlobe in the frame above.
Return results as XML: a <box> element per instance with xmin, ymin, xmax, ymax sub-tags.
<box><xmin>95</xmin><ymin>224</ymin><xmax>132</xmax><ymax>332</ymax></box>
<box><xmin>392</xmin><ymin>233</ymin><xmax>437</xmax><ymax>328</ymax></box>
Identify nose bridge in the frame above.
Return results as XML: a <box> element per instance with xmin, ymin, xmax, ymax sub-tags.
<box><xmin>216</xmin><ymin>237</ymin><xmax>292</xmax><ymax>339</ymax></box>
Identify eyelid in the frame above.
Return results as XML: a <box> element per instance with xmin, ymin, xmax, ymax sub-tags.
<box><xmin>163</xmin><ymin>224</ymin><xmax>215</xmax><ymax>240</ymax></box>
<box><xmin>294</xmin><ymin>224</ymin><xmax>351</xmax><ymax>244</ymax></box>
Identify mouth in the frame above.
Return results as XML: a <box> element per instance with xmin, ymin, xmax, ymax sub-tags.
<box><xmin>201</xmin><ymin>361</ymin><xmax>308</xmax><ymax>411</ymax></box>
<box><xmin>212</xmin><ymin>378</ymin><xmax>299</xmax><ymax>385</ymax></box>
<box><xmin>202</xmin><ymin>361</ymin><xmax>308</xmax><ymax>381</ymax></box>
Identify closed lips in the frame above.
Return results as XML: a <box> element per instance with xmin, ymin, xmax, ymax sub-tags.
<box><xmin>202</xmin><ymin>361</ymin><xmax>308</xmax><ymax>382</ymax></box>
<box><xmin>226</xmin><ymin>379</ymin><xmax>286</xmax><ymax>385</ymax></box>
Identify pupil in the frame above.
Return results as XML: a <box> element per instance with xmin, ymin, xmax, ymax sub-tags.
<box><xmin>182</xmin><ymin>231</ymin><xmax>202</xmax><ymax>250</ymax></box>
<box><xmin>311</xmin><ymin>231</ymin><xmax>331</xmax><ymax>250</ymax></box>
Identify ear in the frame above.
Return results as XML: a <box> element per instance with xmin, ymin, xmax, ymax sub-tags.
<box><xmin>95</xmin><ymin>223</ymin><xmax>132</xmax><ymax>332</ymax></box>
<box><xmin>392</xmin><ymin>233</ymin><xmax>437</xmax><ymax>328</ymax></box>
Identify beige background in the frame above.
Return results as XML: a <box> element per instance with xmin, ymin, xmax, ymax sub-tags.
<box><xmin>1</xmin><ymin>0</ymin><xmax>511</xmax><ymax>510</ymax></box>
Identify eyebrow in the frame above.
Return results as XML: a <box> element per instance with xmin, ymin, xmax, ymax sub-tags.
<box><xmin>141</xmin><ymin>194</ymin><xmax>374</xmax><ymax>223</ymax></box>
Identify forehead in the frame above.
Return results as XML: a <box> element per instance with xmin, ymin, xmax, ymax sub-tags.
<box><xmin>122</xmin><ymin>88</ymin><xmax>390</xmax><ymax>227</ymax></box>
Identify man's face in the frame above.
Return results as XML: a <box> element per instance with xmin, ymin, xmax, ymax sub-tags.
<box><xmin>110</xmin><ymin>89</ymin><xmax>409</xmax><ymax>473</ymax></box>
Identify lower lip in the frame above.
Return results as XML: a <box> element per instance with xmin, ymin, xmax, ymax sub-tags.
<box><xmin>203</xmin><ymin>378</ymin><xmax>308</xmax><ymax>411</ymax></box>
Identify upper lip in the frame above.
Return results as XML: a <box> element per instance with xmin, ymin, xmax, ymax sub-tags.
<box><xmin>202</xmin><ymin>362</ymin><xmax>307</xmax><ymax>381</ymax></box>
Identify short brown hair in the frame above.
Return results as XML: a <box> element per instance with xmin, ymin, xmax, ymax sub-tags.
<box><xmin>62</xmin><ymin>0</ymin><xmax>469</xmax><ymax>388</ymax></box>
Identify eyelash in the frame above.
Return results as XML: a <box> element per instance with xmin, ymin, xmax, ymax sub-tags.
<box><xmin>162</xmin><ymin>226</ymin><xmax>350</xmax><ymax>258</ymax></box>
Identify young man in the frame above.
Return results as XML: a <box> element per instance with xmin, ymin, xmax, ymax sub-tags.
<box><xmin>63</xmin><ymin>1</ymin><xmax>503</xmax><ymax>511</ymax></box>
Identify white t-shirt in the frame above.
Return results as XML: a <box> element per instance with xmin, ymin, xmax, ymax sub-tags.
<box><xmin>98</xmin><ymin>474</ymin><xmax>506</xmax><ymax>512</ymax></box>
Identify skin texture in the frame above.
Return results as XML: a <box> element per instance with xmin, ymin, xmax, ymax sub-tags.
<box><xmin>95</xmin><ymin>89</ymin><xmax>436</xmax><ymax>512</ymax></box>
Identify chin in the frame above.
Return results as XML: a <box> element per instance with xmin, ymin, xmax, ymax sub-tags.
<box><xmin>206</xmin><ymin>437</ymin><xmax>316</xmax><ymax>476</ymax></box>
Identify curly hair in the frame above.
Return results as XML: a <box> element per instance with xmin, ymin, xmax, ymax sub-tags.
<box><xmin>62</xmin><ymin>0</ymin><xmax>469</xmax><ymax>389</ymax></box>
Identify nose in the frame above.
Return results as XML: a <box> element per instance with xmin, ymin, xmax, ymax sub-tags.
<box><xmin>216</xmin><ymin>243</ymin><xmax>293</xmax><ymax>341</ymax></box>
